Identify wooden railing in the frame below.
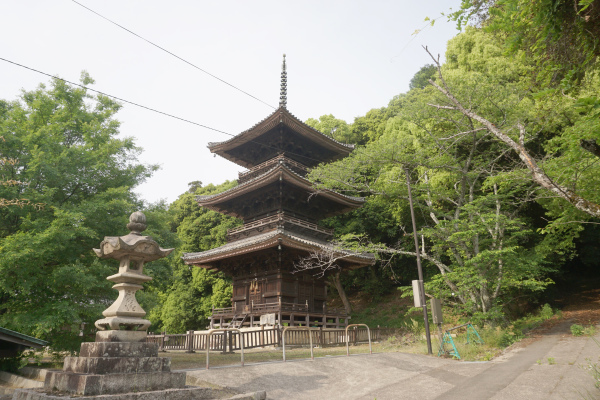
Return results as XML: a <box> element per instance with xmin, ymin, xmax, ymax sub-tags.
<box><xmin>212</xmin><ymin>306</ymin><xmax>234</xmax><ymax>316</ymax></box>
<box><xmin>282</xmin><ymin>214</ymin><xmax>334</xmax><ymax>236</ymax></box>
<box><xmin>227</xmin><ymin>212</ymin><xmax>333</xmax><ymax>240</ymax></box>
<box><xmin>147</xmin><ymin>327</ymin><xmax>399</xmax><ymax>353</ymax></box>
<box><xmin>238</xmin><ymin>155</ymin><xmax>307</xmax><ymax>182</ymax></box>
<box><xmin>227</xmin><ymin>214</ymin><xmax>280</xmax><ymax>236</ymax></box>
<box><xmin>212</xmin><ymin>302</ymin><xmax>312</xmax><ymax>316</ymax></box>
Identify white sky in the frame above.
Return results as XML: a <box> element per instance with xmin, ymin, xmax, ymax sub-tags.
<box><xmin>0</xmin><ymin>0</ymin><xmax>461</xmax><ymax>204</ymax></box>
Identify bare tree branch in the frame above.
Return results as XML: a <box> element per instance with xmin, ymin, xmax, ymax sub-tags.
<box><xmin>423</xmin><ymin>45</ymin><xmax>600</xmax><ymax>218</ymax></box>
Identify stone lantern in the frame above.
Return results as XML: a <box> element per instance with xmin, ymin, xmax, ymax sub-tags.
<box><xmin>13</xmin><ymin>212</ymin><xmax>214</xmax><ymax>399</ymax></box>
<box><xmin>93</xmin><ymin>211</ymin><xmax>172</xmax><ymax>341</ymax></box>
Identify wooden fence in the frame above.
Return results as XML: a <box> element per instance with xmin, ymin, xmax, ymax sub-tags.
<box><xmin>147</xmin><ymin>326</ymin><xmax>399</xmax><ymax>353</ymax></box>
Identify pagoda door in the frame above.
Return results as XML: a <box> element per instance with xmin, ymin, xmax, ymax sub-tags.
<box><xmin>297</xmin><ymin>283</ymin><xmax>313</xmax><ymax>311</ymax></box>
<box><xmin>249</xmin><ymin>280</ymin><xmax>263</xmax><ymax>310</ymax></box>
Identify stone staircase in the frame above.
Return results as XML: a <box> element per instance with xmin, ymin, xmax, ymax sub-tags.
<box><xmin>0</xmin><ymin>367</ymin><xmax>46</xmax><ymax>399</ymax></box>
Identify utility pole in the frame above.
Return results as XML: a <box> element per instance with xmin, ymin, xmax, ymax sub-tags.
<box><xmin>405</xmin><ymin>168</ymin><xmax>433</xmax><ymax>355</ymax></box>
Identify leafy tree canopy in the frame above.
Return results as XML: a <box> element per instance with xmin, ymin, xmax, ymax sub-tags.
<box><xmin>305</xmin><ymin>114</ymin><xmax>361</xmax><ymax>145</ymax></box>
<box><xmin>307</xmin><ymin>26</ymin><xmax>600</xmax><ymax>323</ymax></box>
<box><xmin>148</xmin><ymin>181</ymin><xmax>240</xmax><ymax>333</ymax></box>
<box><xmin>451</xmin><ymin>0</ymin><xmax>600</xmax><ymax>87</ymax></box>
<box><xmin>0</xmin><ymin>73</ymin><xmax>158</xmax><ymax>351</ymax></box>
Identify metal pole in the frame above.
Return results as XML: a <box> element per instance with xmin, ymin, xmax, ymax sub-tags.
<box><xmin>405</xmin><ymin>168</ymin><xmax>433</xmax><ymax>355</ymax></box>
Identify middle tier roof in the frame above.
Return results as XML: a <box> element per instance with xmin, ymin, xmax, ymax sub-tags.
<box><xmin>196</xmin><ymin>162</ymin><xmax>364</xmax><ymax>222</ymax></box>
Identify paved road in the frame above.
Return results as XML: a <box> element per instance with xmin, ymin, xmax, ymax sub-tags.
<box><xmin>183</xmin><ymin>321</ymin><xmax>600</xmax><ymax>400</ymax></box>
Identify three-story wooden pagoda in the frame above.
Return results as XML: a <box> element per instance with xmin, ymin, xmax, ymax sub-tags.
<box><xmin>183</xmin><ymin>56</ymin><xmax>374</xmax><ymax>328</ymax></box>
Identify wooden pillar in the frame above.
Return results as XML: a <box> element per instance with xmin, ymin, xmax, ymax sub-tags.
<box><xmin>335</xmin><ymin>317</ymin><xmax>340</xmax><ymax>329</ymax></box>
<box><xmin>250</xmin><ymin>315</ymin><xmax>254</xmax><ymax>327</ymax></box>
<box><xmin>290</xmin><ymin>314</ymin><xmax>295</xmax><ymax>327</ymax></box>
<box><xmin>305</xmin><ymin>313</ymin><xmax>309</xmax><ymax>327</ymax></box>
<box><xmin>186</xmin><ymin>330</ymin><xmax>195</xmax><ymax>353</ymax></box>
<box><xmin>222</xmin><ymin>331</ymin><xmax>228</xmax><ymax>354</ymax></box>
<box><xmin>220</xmin><ymin>316</ymin><xmax>223</xmax><ymax>329</ymax></box>
<box><xmin>160</xmin><ymin>331</ymin><xmax>166</xmax><ymax>352</ymax></box>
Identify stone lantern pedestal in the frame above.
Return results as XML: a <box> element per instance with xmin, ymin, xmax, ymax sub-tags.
<box><xmin>13</xmin><ymin>212</ymin><xmax>266</xmax><ymax>400</ymax></box>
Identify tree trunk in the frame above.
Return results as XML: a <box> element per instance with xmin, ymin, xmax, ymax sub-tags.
<box><xmin>332</xmin><ymin>271</ymin><xmax>352</xmax><ymax>315</ymax></box>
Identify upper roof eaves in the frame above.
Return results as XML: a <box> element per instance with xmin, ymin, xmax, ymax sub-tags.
<box><xmin>207</xmin><ymin>107</ymin><xmax>355</xmax><ymax>151</ymax></box>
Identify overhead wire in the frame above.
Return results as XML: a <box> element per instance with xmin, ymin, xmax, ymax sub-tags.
<box><xmin>1</xmin><ymin>59</ymin><xmax>446</xmax><ymax>204</ymax></box>
<box><xmin>0</xmin><ymin>56</ymin><xmax>351</xmax><ymax>169</ymax></box>
<box><xmin>0</xmin><ymin>57</ymin><xmax>231</xmax><ymax>136</ymax></box>
<box><xmin>70</xmin><ymin>0</ymin><xmax>276</xmax><ymax>110</ymax></box>
<box><xmin>64</xmin><ymin>0</ymin><xmax>454</xmax><ymax>190</ymax></box>
<box><xmin>389</xmin><ymin>17</ymin><xmax>439</xmax><ymax>63</ymax></box>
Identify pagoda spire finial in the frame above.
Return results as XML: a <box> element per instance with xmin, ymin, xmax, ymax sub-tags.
<box><xmin>279</xmin><ymin>54</ymin><xmax>287</xmax><ymax>108</ymax></box>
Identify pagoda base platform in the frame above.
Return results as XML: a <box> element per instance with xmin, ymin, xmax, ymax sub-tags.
<box><xmin>21</xmin><ymin>331</ymin><xmax>266</xmax><ymax>400</ymax></box>
<box><xmin>210</xmin><ymin>309</ymin><xmax>350</xmax><ymax>330</ymax></box>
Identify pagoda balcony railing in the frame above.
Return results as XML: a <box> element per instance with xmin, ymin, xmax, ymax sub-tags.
<box><xmin>238</xmin><ymin>155</ymin><xmax>308</xmax><ymax>183</ymax></box>
<box><xmin>212</xmin><ymin>302</ymin><xmax>348</xmax><ymax>317</ymax></box>
<box><xmin>227</xmin><ymin>213</ymin><xmax>333</xmax><ymax>240</ymax></box>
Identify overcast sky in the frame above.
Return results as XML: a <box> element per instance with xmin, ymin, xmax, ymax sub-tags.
<box><xmin>1</xmin><ymin>0</ymin><xmax>462</xmax><ymax>204</ymax></box>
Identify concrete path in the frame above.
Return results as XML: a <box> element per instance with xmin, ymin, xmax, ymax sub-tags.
<box><xmin>183</xmin><ymin>322</ymin><xmax>600</xmax><ymax>400</ymax></box>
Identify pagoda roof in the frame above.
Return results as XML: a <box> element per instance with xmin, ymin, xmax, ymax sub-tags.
<box><xmin>208</xmin><ymin>107</ymin><xmax>354</xmax><ymax>169</ymax></box>
<box><xmin>182</xmin><ymin>228</ymin><xmax>375</xmax><ymax>269</ymax></box>
<box><xmin>196</xmin><ymin>162</ymin><xmax>364</xmax><ymax>219</ymax></box>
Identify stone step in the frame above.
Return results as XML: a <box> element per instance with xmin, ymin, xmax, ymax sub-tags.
<box><xmin>45</xmin><ymin>370</ymin><xmax>186</xmax><ymax>396</ymax></box>
<box><xmin>80</xmin><ymin>341</ymin><xmax>158</xmax><ymax>358</ymax></box>
<box><xmin>0</xmin><ymin>371</ymin><xmax>44</xmax><ymax>389</ymax></box>
<box><xmin>0</xmin><ymin>385</ymin><xmax>15</xmax><ymax>396</ymax></box>
<box><xmin>63</xmin><ymin>355</ymin><xmax>170</xmax><ymax>374</ymax></box>
<box><xmin>20</xmin><ymin>367</ymin><xmax>49</xmax><ymax>382</ymax></box>
<box><xmin>12</xmin><ymin>387</ymin><xmax>267</xmax><ymax>399</ymax></box>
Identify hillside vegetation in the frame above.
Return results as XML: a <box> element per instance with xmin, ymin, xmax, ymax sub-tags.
<box><xmin>1</xmin><ymin>1</ymin><xmax>599</xmax><ymax>352</ymax></box>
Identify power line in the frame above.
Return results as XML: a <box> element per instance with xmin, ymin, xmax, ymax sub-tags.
<box><xmin>0</xmin><ymin>57</ymin><xmax>232</xmax><ymax>136</ymax></box>
<box><xmin>0</xmin><ymin>56</ymin><xmax>345</xmax><ymax>169</ymax></box>
<box><xmin>390</xmin><ymin>17</ymin><xmax>438</xmax><ymax>63</ymax></box>
<box><xmin>70</xmin><ymin>0</ymin><xmax>276</xmax><ymax>110</ymax></box>
<box><xmin>2</xmin><ymin>57</ymin><xmax>446</xmax><ymax>194</ymax></box>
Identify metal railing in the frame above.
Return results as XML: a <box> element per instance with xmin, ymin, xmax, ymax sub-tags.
<box><xmin>282</xmin><ymin>326</ymin><xmax>319</xmax><ymax>362</ymax></box>
<box><xmin>345</xmin><ymin>324</ymin><xmax>372</xmax><ymax>356</ymax></box>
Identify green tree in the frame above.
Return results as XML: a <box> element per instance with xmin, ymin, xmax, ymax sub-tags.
<box><xmin>409</xmin><ymin>64</ymin><xmax>437</xmax><ymax>90</ymax></box>
<box><xmin>148</xmin><ymin>181</ymin><xmax>240</xmax><ymax>333</ymax></box>
<box><xmin>451</xmin><ymin>0</ymin><xmax>600</xmax><ymax>86</ymax></box>
<box><xmin>426</xmin><ymin>28</ymin><xmax>600</xmax><ymax>220</ymax></box>
<box><xmin>305</xmin><ymin>115</ymin><xmax>360</xmax><ymax>144</ymax></box>
<box><xmin>349</xmin><ymin>96</ymin><xmax>404</xmax><ymax>144</ymax></box>
<box><xmin>308</xmin><ymin>29</ymin><xmax>565</xmax><ymax>322</ymax></box>
<box><xmin>0</xmin><ymin>73</ymin><xmax>157</xmax><ymax>351</ymax></box>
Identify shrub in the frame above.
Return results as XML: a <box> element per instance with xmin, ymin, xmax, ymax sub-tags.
<box><xmin>540</xmin><ymin>304</ymin><xmax>553</xmax><ymax>320</ymax></box>
<box><xmin>0</xmin><ymin>355</ymin><xmax>23</xmax><ymax>373</ymax></box>
<box><xmin>571</xmin><ymin>324</ymin><xmax>585</xmax><ymax>336</ymax></box>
